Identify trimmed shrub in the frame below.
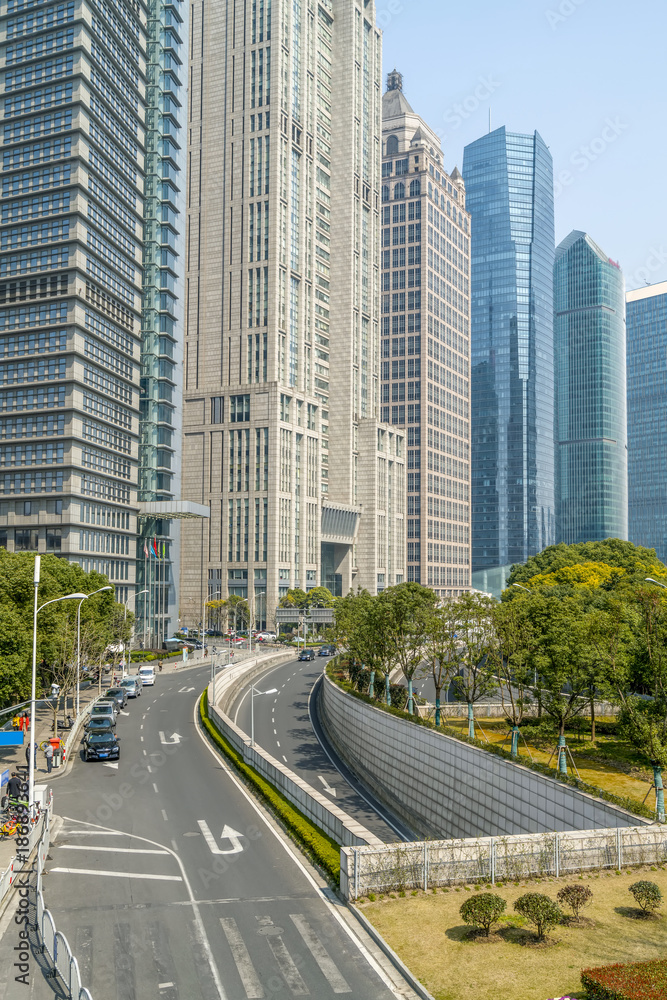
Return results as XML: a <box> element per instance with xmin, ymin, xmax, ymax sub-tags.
<box><xmin>514</xmin><ymin>892</ymin><xmax>562</xmax><ymax>940</ymax></box>
<box><xmin>556</xmin><ymin>883</ymin><xmax>593</xmax><ymax>920</ymax></box>
<box><xmin>459</xmin><ymin>892</ymin><xmax>506</xmax><ymax>936</ymax></box>
<box><xmin>199</xmin><ymin>689</ymin><xmax>341</xmax><ymax>885</ymax></box>
<box><xmin>581</xmin><ymin>958</ymin><xmax>667</xmax><ymax>1000</ymax></box>
<box><xmin>628</xmin><ymin>881</ymin><xmax>663</xmax><ymax>915</ymax></box>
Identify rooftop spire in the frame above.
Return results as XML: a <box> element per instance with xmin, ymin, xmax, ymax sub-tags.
<box><xmin>386</xmin><ymin>69</ymin><xmax>403</xmax><ymax>92</ymax></box>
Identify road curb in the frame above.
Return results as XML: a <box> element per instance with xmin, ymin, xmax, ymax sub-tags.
<box><xmin>346</xmin><ymin>901</ymin><xmax>437</xmax><ymax>1000</ymax></box>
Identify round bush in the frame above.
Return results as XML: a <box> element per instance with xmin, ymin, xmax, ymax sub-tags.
<box><xmin>556</xmin><ymin>884</ymin><xmax>593</xmax><ymax>920</ymax></box>
<box><xmin>459</xmin><ymin>892</ymin><xmax>506</xmax><ymax>937</ymax></box>
<box><xmin>514</xmin><ymin>893</ymin><xmax>562</xmax><ymax>940</ymax></box>
<box><xmin>628</xmin><ymin>880</ymin><xmax>663</xmax><ymax>914</ymax></box>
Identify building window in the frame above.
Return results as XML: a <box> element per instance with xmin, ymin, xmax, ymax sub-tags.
<box><xmin>211</xmin><ymin>396</ymin><xmax>224</xmax><ymax>423</ymax></box>
<box><xmin>46</xmin><ymin>528</ymin><xmax>61</xmax><ymax>552</ymax></box>
<box><xmin>229</xmin><ymin>395</ymin><xmax>250</xmax><ymax>422</ymax></box>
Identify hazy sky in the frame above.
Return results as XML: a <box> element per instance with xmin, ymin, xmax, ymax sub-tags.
<box><xmin>380</xmin><ymin>0</ymin><xmax>665</xmax><ymax>291</ymax></box>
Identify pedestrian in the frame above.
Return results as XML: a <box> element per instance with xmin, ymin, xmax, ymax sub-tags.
<box><xmin>7</xmin><ymin>772</ymin><xmax>23</xmax><ymax>803</ymax></box>
<box><xmin>45</xmin><ymin>742</ymin><xmax>53</xmax><ymax>774</ymax></box>
<box><xmin>24</xmin><ymin>742</ymin><xmax>37</xmax><ymax>768</ymax></box>
<box><xmin>158</xmin><ymin>660</ymin><xmax>163</xmax><ymax>672</ymax></box>
<box><xmin>12</xmin><ymin>714</ymin><xmax>20</xmax><ymax>730</ymax></box>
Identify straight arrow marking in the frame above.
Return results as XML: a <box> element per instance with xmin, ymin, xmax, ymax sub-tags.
<box><xmin>317</xmin><ymin>775</ymin><xmax>336</xmax><ymax>797</ymax></box>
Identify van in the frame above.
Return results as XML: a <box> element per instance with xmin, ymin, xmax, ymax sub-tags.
<box><xmin>138</xmin><ymin>665</ymin><xmax>155</xmax><ymax>686</ymax></box>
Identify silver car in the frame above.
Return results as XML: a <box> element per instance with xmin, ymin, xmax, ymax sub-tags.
<box><xmin>120</xmin><ymin>676</ymin><xmax>142</xmax><ymax>698</ymax></box>
<box><xmin>89</xmin><ymin>703</ymin><xmax>117</xmax><ymax>727</ymax></box>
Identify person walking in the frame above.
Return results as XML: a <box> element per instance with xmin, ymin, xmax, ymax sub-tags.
<box><xmin>24</xmin><ymin>741</ymin><xmax>37</xmax><ymax>769</ymax></box>
<box><xmin>158</xmin><ymin>660</ymin><xmax>163</xmax><ymax>672</ymax></box>
<box><xmin>7</xmin><ymin>772</ymin><xmax>23</xmax><ymax>804</ymax></box>
<box><xmin>44</xmin><ymin>742</ymin><xmax>53</xmax><ymax>774</ymax></box>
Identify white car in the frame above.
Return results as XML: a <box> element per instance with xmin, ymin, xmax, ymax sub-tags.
<box><xmin>138</xmin><ymin>665</ymin><xmax>155</xmax><ymax>686</ymax></box>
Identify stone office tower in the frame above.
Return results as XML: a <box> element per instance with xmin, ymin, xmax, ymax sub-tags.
<box><xmin>181</xmin><ymin>0</ymin><xmax>405</xmax><ymax>626</ymax></box>
<box><xmin>381</xmin><ymin>71</ymin><xmax>471</xmax><ymax>596</ymax></box>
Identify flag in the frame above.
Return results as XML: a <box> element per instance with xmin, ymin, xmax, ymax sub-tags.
<box><xmin>151</xmin><ymin>538</ymin><xmax>159</xmax><ymax>559</ymax></box>
<box><xmin>143</xmin><ymin>540</ymin><xmax>149</xmax><ymax>558</ymax></box>
<box><xmin>162</xmin><ymin>541</ymin><xmax>166</xmax><ymax>558</ymax></box>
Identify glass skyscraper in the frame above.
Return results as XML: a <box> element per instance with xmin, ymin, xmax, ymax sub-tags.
<box><xmin>627</xmin><ymin>281</ymin><xmax>667</xmax><ymax>562</ymax></box>
<box><xmin>462</xmin><ymin>128</ymin><xmax>555</xmax><ymax>596</ymax></box>
<box><xmin>555</xmin><ymin>231</ymin><xmax>627</xmax><ymax>545</ymax></box>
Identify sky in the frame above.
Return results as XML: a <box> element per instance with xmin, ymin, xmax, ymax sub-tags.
<box><xmin>380</xmin><ymin>0</ymin><xmax>666</xmax><ymax>291</ymax></box>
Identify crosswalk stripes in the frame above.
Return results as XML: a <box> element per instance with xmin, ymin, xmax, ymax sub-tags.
<box><xmin>290</xmin><ymin>915</ymin><xmax>351</xmax><ymax>994</ymax></box>
<box><xmin>258</xmin><ymin>916</ymin><xmax>309</xmax><ymax>995</ymax></box>
<box><xmin>220</xmin><ymin>918</ymin><xmax>265</xmax><ymax>999</ymax></box>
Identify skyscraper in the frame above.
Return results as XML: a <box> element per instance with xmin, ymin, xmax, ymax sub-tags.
<box><xmin>0</xmin><ymin>0</ymin><xmax>147</xmax><ymax>603</ymax></box>
<box><xmin>627</xmin><ymin>281</ymin><xmax>667</xmax><ymax>561</ymax></box>
<box><xmin>555</xmin><ymin>231</ymin><xmax>627</xmax><ymax>545</ymax></box>
<box><xmin>181</xmin><ymin>0</ymin><xmax>405</xmax><ymax>625</ymax></box>
<box><xmin>381</xmin><ymin>71</ymin><xmax>471</xmax><ymax>597</ymax></box>
<box><xmin>462</xmin><ymin>128</ymin><xmax>555</xmax><ymax>596</ymax></box>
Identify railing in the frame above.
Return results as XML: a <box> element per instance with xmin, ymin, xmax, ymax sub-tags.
<box><xmin>0</xmin><ymin>789</ymin><xmax>52</xmax><ymax>907</ymax></box>
<box><xmin>34</xmin><ymin>809</ymin><xmax>95</xmax><ymax>1000</ymax></box>
<box><xmin>343</xmin><ymin>823</ymin><xmax>667</xmax><ymax>900</ymax></box>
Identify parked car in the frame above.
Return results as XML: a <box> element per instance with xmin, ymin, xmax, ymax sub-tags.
<box><xmin>138</xmin><ymin>665</ymin><xmax>155</xmax><ymax>686</ymax></box>
<box><xmin>105</xmin><ymin>687</ymin><xmax>128</xmax><ymax>709</ymax></box>
<box><xmin>84</xmin><ymin>717</ymin><xmax>114</xmax><ymax>735</ymax></box>
<box><xmin>318</xmin><ymin>644</ymin><xmax>336</xmax><ymax>656</ymax></box>
<box><xmin>96</xmin><ymin>697</ymin><xmax>120</xmax><ymax>716</ymax></box>
<box><xmin>120</xmin><ymin>677</ymin><xmax>142</xmax><ymax>698</ymax></box>
<box><xmin>88</xmin><ymin>704</ymin><xmax>117</xmax><ymax>727</ymax></box>
<box><xmin>83</xmin><ymin>732</ymin><xmax>121</xmax><ymax>762</ymax></box>
<box><xmin>298</xmin><ymin>648</ymin><xmax>315</xmax><ymax>661</ymax></box>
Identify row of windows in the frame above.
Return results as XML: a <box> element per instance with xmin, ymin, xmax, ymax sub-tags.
<box><xmin>0</xmin><ymin>412</ymin><xmax>65</xmax><ymax>439</ymax></box>
<box><xmin>428</xmin><ymin>472</ymin><xmax>468</xmax><ymax>501</ymax></box>
<box><xmin>91</xmin><ymin>16</ymin><xmax>139</xmax><ymax>88</ymax></box>
<box><xmin>382</xmin><ymin>246</ymin><xmax>422</xmax><ymax>270</ymax></box>
<box><xmin>0</xmin><ymin>527</ymin><xmax>62</xmax><ymax>552</ymax></box>
<box><xmin>381</xmin><ymin>268</ymin><xmax>421</xmax><ymax>291</ymax></box>
<box><xmin>89</xmin><ymin>202</ymin><xmax>137</xmax><ymax>259</ymax></box>
<box><xmin>79</xmin><ymin>529</ymin><xmax>130</xmax><ymax>554</ymax></box>
<box><xmin>0</xmin><ymin>247</ymin><xmax>69</xmax><ymax>277</ymax></box>
<box><xmin>5</xmin><ymin>28</ymin><xmax>74</xmax><ymax>68</ymax></box>
<box><xmin>4</xmin><ymin>54</ymin><xmax>73</xmax><ymax>90</ymax></box>
<box><xmin>426</xmin><ymin>543</ymin><xmax>469</xmax><ymax>565</ymax></box>
<box><xmin>210</xmin><ymin>394</ymin><xmax>251</xmax><ymax>424</ymax></box>
<box><xmin>1</xmin><ymin>163</ymin><xmax>71</xmax><ymax>197</ymax></box>
<box><xmin>0</xmin><ymin>357</ymin><xmax>67</xmax><ymax>385</ymax></box>
<box><xmin>81</xmin><ymin>471</ymin><xmax>131</xmax><ymax>503</ymax></box>
<box><xmin>87</xmin><ymin>228</ymin><xmax>136</xmax><ymax>283</ymax></box>
<box><xmin>0</xmin><ymin>441</ymin><xmax>64</xmax><ymax>466</ymax></box>
<box><xmin>79</xmin><ymin>501</ymin><xmax>130</xmax><ymax>528</ymax></box>
<box><xmin>381</xmin><ymin>179</ymin><xmax>421</xmax><ymax>201</ymax></box>
<box><xmin>381</xmin><ymin>381</ymin><xmax>421</xmax><ymax>403</ymax></box>
<box><xmin>0</xmin><ymin>273</ymin><xmax>68</xmax><ymax>306</ymax></box>
<box><xmin>6</xmin><ymin>2</ymin><xmax>75</xmax><ymax>39</ymax></box>
<box><xmin>88</xmin><ymin>119</ymin><xmax>138</xmax><ymax>188</ymax></box>
<box><xmin>381</xmin><ymin>335</ymin><xmax>422</xmax><ymax>358</ymax></box>
<box><xmin>88</xmin><ymin>146</ymin><xmax>138</xmax><ymax>210</ymax></box>
<box><xmin>381</xmin><ymin>223</ymin><xmax>421</xmax><ymax>247</ymax></box>
<box><xmin>2</xmin><ymin>470</ymin><xmax>63</xmax><ymax>492</ymax></box>
<box><xmin>4</xmin><ymin>83</ymin><xmax>72</xmax><ymax>118</ymax></box>
<box><xmin>83</xmin><ymin>335</ymin><xmax>133</xmax><ymax>379</ymax></box>
<box><xmin>82</xmin><ymin>389</ymin><xmax>133</xmax><ymax>429</ymax></box>
<box><xmin>4</xmin><ymin>110</ymin><xmax>72</xmax><ymax>144</ymax></box>
<box><xmin>380</xmin><ymin>404</ymin><xmax>421</xmax><ymax>427</ymax></box>
<box><xmin>0</xmin><ymin>301</ymin><xmax>67</xmax><ymax>331</ymax></box>
<box><xmin>381</xmin><ymin>359</ymin><xmax>420</xmax><ymax>380</ymax></box>
<box><xmin>78</xmin><ymin>556</ymin><xmax>131</xmax><ymax>580</ymax></box>
<box><xmin>381</xmin><ymin>291</ymin><xmax>421</xmax><ymax>313</ymax></box>
<box><xmin>0</xmin><ymin>385</ymin><xmax>65</xmax><ymax>412</ymax></box>
<box><xmin>82</xmin><ymin>443</ymin><xmax>131</xmax><ymax>479</ymax></box>
<box><xmin>381</xmin><ymin>201</ymin><xmax>422</xmax><ymax>225</ymax></box>
<box><xmin>2</xmin><ymin>190</ymin><xmax>70</xmax><ymax>223</ymax></box>
<box><xmin>84</xmin><ymin>308</ymin><xmax>134</xmax><ymax>357</ymax></box>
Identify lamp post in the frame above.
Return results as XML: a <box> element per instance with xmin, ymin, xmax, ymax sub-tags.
<box><xmin>124</xmin><ymin>589</ymin><xmax>149</xmax><ymax>676</ymax></box>
<box><xmin>250</xmin><ymin>684</ymin><xmax>278</xmax><ymax>747</ymax></box>
<box><xmin>29</xmin><ymin>555</ymin><xmax>86</xmax><ymax>816</ymax></box>
<box><xmin>643</xmin><ymin>578</ymin><xmax>667</xmax><ymax>821</ymax></box>
<box><xmin>76</xmin><ymin>586</ymin><xmax>113</xmax><ymax>717</ymax></box>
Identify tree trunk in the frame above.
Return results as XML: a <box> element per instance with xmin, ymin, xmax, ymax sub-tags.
<box><xmin>407</xmin><ymin>678</ymin><xmax>414</xmax><ymax>715</ymax></box>
<box><xmin>385</xmin><ymin>673</ymin><xmax>391</xmax><ymax>706</ymax></box>
<box><xmin>510</xmin><ymin>725</ymin><xmax>519</xmax><ymax>759</ymax></box>
<box><xmin>590</xmin><ymin>693</ymin><xmax>596</xmax><ymax>742</ymax></box>
<box><xmin>558</xmin><ymin>721</ymin><xmax>567</xmax><ymax>775</ymax></box>
<box><xmin>434</xmin><ymin>683</ymin><xmax>442</xmax><ymax>727</ymax></box>
<box><xmin>368</xmin><ymin>670</ymin><xmax>375</xmax><ymax>699</ymax></box>
<box><xmin>653</xmin><ymin>764</ymin><xmax>665</xmax><ymax>822</ymax></box>
<box><xmin>467</xmin><ymin>702</ymin><xmax>475</xmax><ymax>740</ymax></box>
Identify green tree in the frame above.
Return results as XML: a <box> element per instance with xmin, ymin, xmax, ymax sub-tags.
<box><xmin>491</xmin><ymin>597</ymin><xmax>536</xmax><ymax>756</ymax></box>
<box><xmin>335</xmin><ymin>589</ymin><xmax>395</xmax><ymax>698</ymax></box>
<box><xmin>556</xmin><ymin>884</ymin><xmax>593</xmax><ymax>922</ymax></box>
<box><xmin>508</xmin><ymin>539</ymin><xmax>662</xmax><ymax>593</ymax></box>
<box><xmin>459</xmin><ymin>893</ymin><xmax>506</xmax><ymax>937</ymax></box>
<box><xmin>304</xmin><ymin>587</ymin><xmax>335</xmax><ymax>608</ymax></box>
<box><xmin>450</xmin><ymin>592</ymin><xmax>498</xmax><ymax>738</ymax></box>
<box><xmin>629</xmin><ymin>881</ymin><xmax>662</xmax><ymax>915</ymax></box>
<box><xmin>514</xmin><ymin>893</ymin><xmax>562</xmax><ymax>941</ymax></box>
<box><xmin>421</xmin><ymin>601</ymin><xmax>459</xmax><ymax>726</ymax></box>
<box><xmin>377</xmin><ymin>583</ymin><xmax>438</xmax><ymax>714</ymax></box>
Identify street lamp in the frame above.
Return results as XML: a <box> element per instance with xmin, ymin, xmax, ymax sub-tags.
<box><xmin>125</xmin><ymin>588</ymin><xmax>149</xmax><ymax>620</ymax></box>
<box><xmin>645</xmin><ymin>577</ymin><xmax>667</xmax><ymax>589</ymax></box>
<box><xmin>76</xmin><ymin>586</ymin><xmax>113</xmax><ymax>717</ymax></box>
<box><xmin>30</xmin><ymin>555</ymin><xmax>87</xmax><ymax>816</ymax></box>
<box><xmin>512</xmin><ymin>583</ymin><xmax>532</xmax><ymax>594</ymax></box>
<box><xmin>250</xmin><ymin>684</ymin><xmax>278</xmax><ymax>747</ymax></box>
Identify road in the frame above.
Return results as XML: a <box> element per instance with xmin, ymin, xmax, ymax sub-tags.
<box><xmin>230</xmin><ymin>656</ymin><xmax>414</xmax><ymax>843</ymax></box>
<box><xmin>1</xmin><ymin>663</ymin><xmax>418</xmax><ymax>1000</ymax></box>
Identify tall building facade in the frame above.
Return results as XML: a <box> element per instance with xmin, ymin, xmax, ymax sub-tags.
<box><xmin>555</xmin><ymin>231</ymin><xmax>627</xmax><ymax>545</ymax></box>
<box><xmin>627</xmin><ymin>281</ymin><xmax>667</xmax><ymax>562</ymax></box>
<box><xmin>0</xmin><ymin>0</ymin><xmax>147</xmax><ymax>603</ymax></box>
<box><xmin>181</xmin><ymin>0</ymin><xmax>405</xmax><ymax>626</ymax></box>
<box><xmin>462</xmin><ymin>128</ymin><xmax>555</xmax><ymax>597</ymax></box>
<box><xmin>381</xmin><ymin>71</ymin><xmax>471</xmax><ymax>597</ymax></box>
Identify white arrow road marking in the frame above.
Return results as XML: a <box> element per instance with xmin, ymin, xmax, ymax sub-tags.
<box><xmin>198</xmin><ymin>819</ymin><xmax>245</xmax><ymax>855</ymax></box>
<box><xmin>103</xmin><ymin>762</ymin><xmax>119</xmax><ymax>770</ymax></box>
<box><xmin>120</xmin><ymin>710</ymin><xmax>130</xmax><ymax>716</ymax></box>
<box><xmin>159</xmin><ymin>732</ymin><xmax>183</xmax><ymax>745</ymax></box>
<box><xmin>317</xmin><ymin>775</ymin><xmax>336</xmax><ymax>797</ymax></box>
<box><xmin>178</xmin><ymin>686</ymin><xmax>196</xmax><ymax>693</ymax></box>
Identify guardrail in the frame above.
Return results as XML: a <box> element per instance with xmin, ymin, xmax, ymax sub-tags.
<box><xmin>0</xmin><ymin>788</ymin><xmax>52</xmax><ymax>909</ymax></box>
<box><xmin>342</xmin><ymin>823</ymin><xmax>667</xmax><ymax>900</ymax></box>
<box><xmin>34</xmin><ymin>809</ymin><xmax>94</xmax><ymax>1000</ymax></box>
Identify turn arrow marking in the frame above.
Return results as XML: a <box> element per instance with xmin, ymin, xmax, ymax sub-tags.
<box><xmin>317</xmin><ymin>775</ymin><xmax>336</xmax><ymax>797</ymax></box>
<box><xmin>103</xmin><ymin>762</ymin><xmax>119</xmax><ymax>770</ymax></box>
<box><xmin>178</xmin><ymin>686</ymin><xmax>196</xmax><ymax>693</ymax></box>
<box><xmin>159</xmin><ymin>732</ymin><xmax>183</xmax><ymax>745</ymax></box>
<box><xmin>197</xmin><ymin>819</ymin><xmax>244</xmax><ymax>855</ymax></box>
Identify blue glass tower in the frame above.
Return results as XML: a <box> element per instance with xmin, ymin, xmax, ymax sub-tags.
<box><xmin>555</xmin><ymin>232</ymin><xmax>627</xmax><ymax>545</ymax></box>
<box><xmin>462</xmin><ymin>128</ymin><xmax>555</xmax><ymax>595</ymax></box>
<box><xmin>627</xmin><ymin>281</ymin><xmax>667</xmax><ymax>561</ymax></box>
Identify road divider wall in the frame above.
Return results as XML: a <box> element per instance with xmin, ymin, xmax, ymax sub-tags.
<box><xmin>204</xmin><ymin>651</ymin><xmax>383</xmax><ymax>873</ymax></box>
<box><xmin>319</xmin><ymin>674</ymin><xmax>646</xmax><ymax>841</ymax></box>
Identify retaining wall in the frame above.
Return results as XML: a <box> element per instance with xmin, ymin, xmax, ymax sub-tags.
<box><xmin>319</xmin><ymin>675</ymin><xmax>646</xmax><ymax>841</ymax></box>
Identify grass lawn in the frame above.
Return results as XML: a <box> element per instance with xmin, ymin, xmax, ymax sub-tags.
<box><xmin>443</xmin><ymin>716</ymin><xmax>656</xmax><ymax>809</ymax></box>
<box><xmin>362</xmin><ymin>866</ymin><xmax>667</xmax><ymax>1000</ymax></box>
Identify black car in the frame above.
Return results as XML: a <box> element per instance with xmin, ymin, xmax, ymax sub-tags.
<box><xmin>318</xmin><ymin>644</ymin><xmax>336</xmax><ymax>656</ymax></box>
<box><xmin>298</xmin><ymin>648</ymin><xmax>315</xmax><ymax>661</ymax></box>
<box><xmin>83</xmin><ymin>732</ymin><xmax>121</xmax><ymax>762</ymax></box>
<box><xmin>84</xmin><ymin>717</ymin><xmax>115</xmax><ymax>735</ymax></box>
<box><xmin>105</xmin><ymin>687</ymin><xmax>128</xmax><ymax>709</ymax></box>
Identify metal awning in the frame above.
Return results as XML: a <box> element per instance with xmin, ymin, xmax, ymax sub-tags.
<box><xmin>138</xmin><ymin>501</ymin><xmax>210</xmax><ymax>520</ymax></box>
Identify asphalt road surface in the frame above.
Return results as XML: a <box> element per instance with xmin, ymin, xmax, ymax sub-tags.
<box><xmin>230</xmin><ymin>657</ymin><xmax>414</xmax><ymax>842</ymax></box>
<box><xmin>3</xmin><ymin>663</ymin><xmax>419</xmax><ymax>1000</ymax></box>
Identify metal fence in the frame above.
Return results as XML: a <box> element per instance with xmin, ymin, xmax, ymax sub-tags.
<box><xmin>34</xmin><ymin>810</ymin><xmax>94</xmax><ymax>1000</ymax></box>
<box><xmin>344</xmin><ymin>824</ymin><xmax>667</xmax><ymax>900</ymax></box>
<box><xmin>0</xmin><ymin>789</ymin><xmax>52</xmax><ymax>908</ymax></box>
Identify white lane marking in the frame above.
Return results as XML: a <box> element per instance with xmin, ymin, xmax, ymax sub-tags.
<box><xmin>159</xmin><ymin>984</ymin><xmax>174</xmax><ymax>991</ymax></box>
<box><xmin>282</xmin><ymin>755</ymin><xmax>288</xmax><ymax>763</ymax></box>
<box><xmin>160</xmin><ymin>693</ymin><xmax>164</xmax><ymax>697</ymax></box>
<box><xmin>179</xmin><ymin>686</ymin><xmax>196</xmax><ymax>693</ymax></box>
<box><xmin>276</xmin><ymin>741</ymin><xmax>280</xmax><ymax>747</ymax></box>
<box><xmin>147</xmin><ymin>765</ymin><xmax>152</xmax><ymax>773</ymax></box>
<box><xmin>102</xmin><ymin>762</ymin><xmax>119</xmax><ymax>770</ymax></box>
<box><xmin>140</xmin><ymin>737</ymin><xmax>144</xmax><ymax>742</ymax></box>
<box><xmin>259</xmin><ymin>916</ymin><xmax>309</xmax><ymax>995</ymax></box>
<box><xmin>146</xmin><ymin>706</ymin><xmax>151</xmax><ymax>711</ymax></box>
<box><xmin>153</xmin><ymin>783</ymin><xmax>159</xmax><ymax>793</ymax></box>
<box><xmin>273</xmin><ymin>729</ymin><xmax>277</xmax><ymax>735</ymax></box>
<box><xmin>291</xmin><ymin>914</ymin><xmax>351</xmax><ymax>993</ymax></box>
<box><xmin>171</xmin><ymin>839</ymin><xmax>179</xmax><ymax>853</ymax></box>
<box><xmin>220</xmin><ymin>918</ymin><xmax>265</xmax><ymax>998</ymax></box>
<box><xmin>197</xmin><ymin>819</ymin><xmax>244</xmax><ymax>855</ymax></box>
<box><xmin>142</xmin><ymin>714</ymin><xmax>146</xmax><ymax>719</ymax></box>
<box><xmin>143</xmin><ymin>750</ymin><xmax>147</xmax><ymax>756</ymax></box>
<box><xmin>120</xmin><ymin>710</ymin><xmax>130</xmax><ymax>716</ymax></box>
<box><xmin>59</xmin><ymin>845</ymin><xmax>168</xmax><ymax>855</ymax></box>
<box><xmin>194</xmin><ymin>696</ymin><xmax>404</xmax><ymax>1000</ymax></box>
<box><xmin>161</xmin><ymin>809</ymin><xmax>168</xmax><ymax>821</ymax></box>
<box><xmin>317</xmin><ymin>775</ymin><xmax>336</xmax><ymax>797</ymax></box>
<box><xmin>50</xmin><ymin>867</ymin><xmax>182</xmax><ymax>882</ymax></box>
<box><xmin>159</xmin><ymin>732</ymin><xmax>183</xmax><ymax>745</ymax></box>
<box><xmin>140</xmin><ymin>725</ymin><xmax>144</xmax><ymax>730</ymax></box>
